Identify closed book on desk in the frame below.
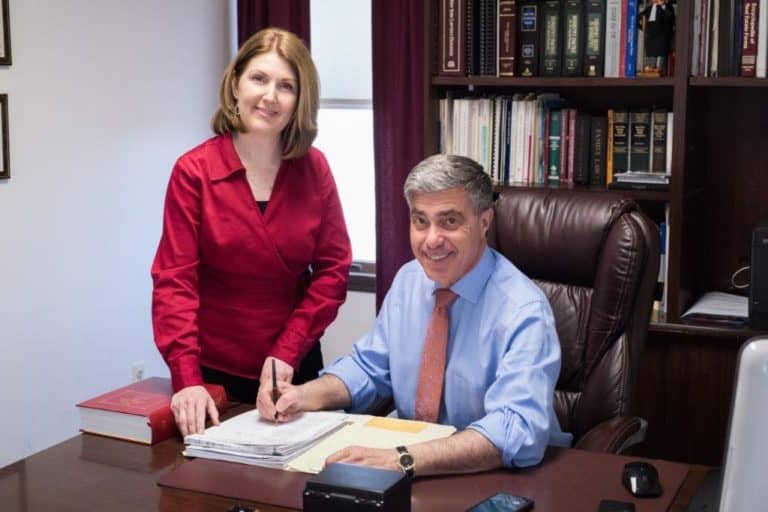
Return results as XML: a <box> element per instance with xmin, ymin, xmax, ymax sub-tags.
<box><xmin>77</xmin><ymin>377</ymin><xmax>227</xmax><ymax>445</ymax></box>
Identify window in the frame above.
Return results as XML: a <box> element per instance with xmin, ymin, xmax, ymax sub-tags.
<box><xmin>311</xmin><ymin>0</ymin><xmax>376</xmax><ymax>272</ymax></box>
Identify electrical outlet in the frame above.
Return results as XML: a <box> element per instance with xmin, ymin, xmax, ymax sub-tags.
<box><xmin>131</xmin><ymin>361</ymin><xmax>145</xmax><ymax>382</ymax></box>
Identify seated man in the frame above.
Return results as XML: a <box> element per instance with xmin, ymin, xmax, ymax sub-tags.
<box><xmin>257</xmin><ymin>154</ymin><xmax>572</xmax><ymax>476</ymax></box>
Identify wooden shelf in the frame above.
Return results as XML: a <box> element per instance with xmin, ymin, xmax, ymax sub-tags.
<box><xmin>649</xmin><ymin>310</ymin><xmax>766</xmax><ymax>341</ymax></box>
<box><xmin>494</xmin><ymin>183</ymin><xmax>670</xmax><ymax>202</ymax></box>
<box><xmin>689</xmin><ymin>77</ymin><xmax>768</xmax><ymax>87</ymax></box>
<box><xmin>433</xmin><ymin>76</ymin><xmax>676</xmax><ymax>88</ymax></box>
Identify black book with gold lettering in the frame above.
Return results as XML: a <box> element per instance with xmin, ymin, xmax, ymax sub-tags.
<box><xmin>629</xmin><ymin>109</ymin><xmax>651</xmax><ymax>172</ymax></box>
<box><xmin>518</xmin><ymin>0</ymin><xmax>540</xmax><ymax>76</ymax></box>
<box><xmin>539</xmin><ymin>0</ymin><xmax>562</xmax><ymax>76</ymax></box>
<box><xmin>583</xmin><ymin>0</ymin><xmax>605</xmax><ymax>76</ymax></box>
<box><xmin>562</xmin><ymin>0</ymin><xmax>584</xmax><ymax>76</ymax></box>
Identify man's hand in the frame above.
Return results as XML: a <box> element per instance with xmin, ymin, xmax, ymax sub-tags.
<box><xmin>257</xmin><ymin>380</ymin><xmax>307</xmax><ymax>422</ymax></box>
<box><xmin>170</xmin><ymin>385</ymin><xmax>221</xmax><ymax>437</ymax></box>
<box><xmin>325</xmin><ymin>446</ymin><xmax>401</xmax><ymax>473</ymax></box>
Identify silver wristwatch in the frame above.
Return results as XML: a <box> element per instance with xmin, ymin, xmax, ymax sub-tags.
<box><xmin>396</xmin><ymin>445</ymin><xmax>414</xmax><ymax>477</ymax></box>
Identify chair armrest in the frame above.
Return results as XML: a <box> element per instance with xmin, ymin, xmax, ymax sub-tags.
<box><xmin>574</xmin><ymin>416</ymin><xmax>648</xmax><ymax>454</ymax></box>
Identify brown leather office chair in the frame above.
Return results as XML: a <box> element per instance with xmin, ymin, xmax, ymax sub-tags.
<box><xmin>488</xmin><ymin>187</ymin><xmax>660</xmax><ymax>453</ymax></box>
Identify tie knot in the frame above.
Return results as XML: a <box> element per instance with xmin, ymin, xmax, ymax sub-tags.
<box><xmin>434</xmin><ymin>288</ymin><xmax>457</xmax><ymax>309</ymax></box>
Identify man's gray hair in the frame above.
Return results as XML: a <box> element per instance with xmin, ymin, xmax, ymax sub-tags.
<box><xmin>403</xmin><ymin>154</ymin><xmax>493</xmax><ymax>214</ymax></box>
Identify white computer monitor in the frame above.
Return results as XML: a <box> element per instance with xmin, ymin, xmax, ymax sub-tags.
<box><xmin>718</xmin><ymin>336</ymin><xmax>768</xmax><ymax>511</ymax></box>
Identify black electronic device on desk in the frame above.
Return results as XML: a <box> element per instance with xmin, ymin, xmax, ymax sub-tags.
<box><xmin>303</xmin><ymin>462</ymin><xmax>411</xmax><ymax>512</ymax></box>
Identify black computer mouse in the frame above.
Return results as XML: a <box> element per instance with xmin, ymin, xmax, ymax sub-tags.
<box><xmin>622</xmin><ymin>461</ymin><xmax>663</xmax><ymax>498</ymax></box>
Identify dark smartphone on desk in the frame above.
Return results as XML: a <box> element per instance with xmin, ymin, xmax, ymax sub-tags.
<box><xmin>466</xmin><ymin>492</ymin><xmax>534</xmax><ymax>511</ymax></box>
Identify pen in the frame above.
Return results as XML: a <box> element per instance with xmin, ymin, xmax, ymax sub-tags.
<box><xmin>271</xmin><ymin>358</ymin><xmax>279</xmax><ymax>424</ymax></box>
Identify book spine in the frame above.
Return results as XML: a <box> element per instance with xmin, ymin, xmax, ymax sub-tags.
<box><xmin>563</xmin><ymin>0</ymin><xmax>585</xmax><ymax>76</ymax></box>
<box><xmin>629</xmin><ymin>109</ymin><xmax>651</xmax><ymax>172</ymax></box>
<box><xmin>605</xmin><ymin>0</ymin><xmax>622</xmax><ymax>76</ymax></box>
<box><xmin>548</xmin><ymin>109</ymin><xmax>562</xmax><ymax>183</ymax></box>
<box><xmin>651</xmin><ymin>109</ymin><xmax>668</xmax><ymax>172</ymax></box>
<box><xmin>612</xmin><ymin>109</ymin><xmax>629</xmax><ymax>173</ymax></box>
<box><xmin>481</xmin><ymin>0</ymin><xmax>498</xmax><ymax>75</ymax></box>
<box><xmin>540</xmin><ymin>0</ymin><xmax>563</xmax><ymax>76</ymax></box>
<box><xmin>692</xmin><ymin>0</ymin><xmax>702</xmax><ymax>75</ymax></box>
<box><xmin>741</xmin><ymin>0</ymin><xmax>759</xmax><ymax>76</ymax></box>
<box><xmin>518</xmin><ymin>0</ymin><xmax>540</xmax><ymax>76</ymax></box>
<box><xmin>758</xmin><ymin>0</ymin><xmax>767</xmax><ymax>77</ymax></box>
<box><xmin>498</xmin><ymin>0</ymin><xmax>518</xmax><ymax>75</ymax></box>
<box><xmin>665</xmin><ymin>111</ymin><xmax>673</xmax><ymax>174</ymax></box>
<box><xmin>573</xmin><ymin>112</ymin><xmax>592</xmax><ymax>184</ymax></box>
<box><xmin>584</xmin><ymin>0</ymin><xmax>606</xmax><ymax>76</ymax></box>
<box><xmin>718</xmin><ymin>0</ymin><xmax>737</xmax><ymax>76</ymax></box>
<box><xmin>606</xmin><ymin>109</ymin><xmax>615</xmax><ymax>183</ymax></box>
<box><xmin>620</xmin><ymin>0</ymin><xmax>628</xmax><ymax>75</ymax></box>
<box><xmin>566</xmin><ymin>108</ymin><xmax>577</xmax><ymax>183</ymax></box>
<box><xmin>590</xmin><ymin>116</ymin><xmax>608</xmax><ymax>187</ymax></box>
<box><xmin>439</xmin><ymin>0</ymin><xmax>467</xmax><ymax>75</ymax></box>
<box><xmin>467</xmin><ymin>0</ymin><xmax>479</xmax><ymax>74</ymax></box>
<box><xmin>625</xmin><ymin>0</ymin><xmax>638</xmax><ymax>77</ymax></box>
<box><xmin>560</xmin><ymin>108</ymin><xmax>570</xmax><ymax>181</ymax></box>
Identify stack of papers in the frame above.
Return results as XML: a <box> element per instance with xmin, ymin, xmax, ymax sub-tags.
<box><xmin>183</xmin><ymin>410</ymin><xmax>457</xmax><ymax>474</ymax></box>
<box><xmin>184</xmin><ymin>410</ymin><xmax>347</xmax><ymax>468</ymax></box>
<box><xmin>681</xmin><ymin>291</ymin><xmax>748</xmax><ymax>327</ymax></box>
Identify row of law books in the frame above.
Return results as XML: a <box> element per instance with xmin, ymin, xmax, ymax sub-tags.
<box><xmin>691</xmin><ymin>0</ymin><xmax>768</xmax><ymax>77</ymax></box>
<box><xmin>438</xmin><ymin>0</ymin><xmax>676</xmax><ymax>79</ymax></box>
<box><xmin>439</xmin><ymin>93</ymin><xmax>673</xmax><ymax>189</ymax></box>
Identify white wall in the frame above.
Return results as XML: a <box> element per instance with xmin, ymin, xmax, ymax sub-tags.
<box><xmin>0</xmin><ymin>0</ymin><xmax>376</xmax><ymax>469</ymax></box>
<box><xmin>0</xmin><ymin>1</ymin><xmax>229</xmax><ymax>467</ymax></box>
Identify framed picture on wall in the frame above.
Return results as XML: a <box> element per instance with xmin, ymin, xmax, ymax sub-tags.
<box><xmin>0</xmin><ymin>0</ymin><xmax>11</xmax><ymax>65</ymax></box>
<box><xmin>1</xmin><ymin>94</ymin><xmax>8</xmax><ymax>179</ymax></box>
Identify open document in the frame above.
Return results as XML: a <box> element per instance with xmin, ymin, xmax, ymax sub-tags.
<box><xmin>183</xmin><ymin>409</ymin><xmax>456</xmax><ymax>473</ymax></box>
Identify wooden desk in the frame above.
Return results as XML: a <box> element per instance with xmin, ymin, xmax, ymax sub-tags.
<box><xmin>0</xmin><ymin>432</ymin><xmax>707</xmax><ymax>512</ymax></box>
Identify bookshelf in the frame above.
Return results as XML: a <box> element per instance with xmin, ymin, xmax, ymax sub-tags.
<box><xmin>422</xmin><ymin>0</ymin><xmax>768</xmax><ymax>465</ymax></box>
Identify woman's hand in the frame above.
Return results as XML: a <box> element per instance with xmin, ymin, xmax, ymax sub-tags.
<box><xmin>170</xmin><ymin>385</ymin><xmax>221</xmax><ymax>437</ymax></box>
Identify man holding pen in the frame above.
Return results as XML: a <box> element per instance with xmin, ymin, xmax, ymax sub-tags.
<box><xmin>259</xmin><ymin>154</ymin><xmax>572</xmax><ymax>476</ymax></box>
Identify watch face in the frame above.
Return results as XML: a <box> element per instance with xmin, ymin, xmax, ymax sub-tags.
<box><xmin>399</xmin><ymin>453</ymin><xmax>414</xmax><ymax>467</ymax></box>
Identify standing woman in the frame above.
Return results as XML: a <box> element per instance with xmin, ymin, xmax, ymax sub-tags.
<box><xmin>151</xmin><ymin>28</ymin><xmax>351</xmax><ymax>436</ymax></box>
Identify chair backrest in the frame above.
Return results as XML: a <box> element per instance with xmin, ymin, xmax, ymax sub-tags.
<box><xmin>488</xmin><ymin>187</ymin><xmax>659</xmax><ymax>443</ymax></box>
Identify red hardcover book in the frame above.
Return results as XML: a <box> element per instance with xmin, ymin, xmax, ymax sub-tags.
<box><xmin>566</xmin><ymin>108</ymin><xmax>577</xmax><ymax>184</ymax></box>
<box><xmin>741</xmin><ymin>0</ymin><xmax>760</xmax><ymax>76</ymax></box>
<box><xmin>77</xmin><ymin>377</ymin><xmax>228</xmax><ymax>445</ymax></box>
<box><xmin>439</xmin><ymin>0</ymin><xmax>467</xmax><ymax>75</ymax></box>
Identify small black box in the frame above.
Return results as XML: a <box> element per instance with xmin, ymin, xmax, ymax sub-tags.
<box><xmin>303</xmin><ymin>462</ymin><xmax>411</xmax><ymax>512</ymax></box>
<box><xmin>750</xmin><ymin>220</ymin><xmax>768</xmax><ymax>329</ymax></box>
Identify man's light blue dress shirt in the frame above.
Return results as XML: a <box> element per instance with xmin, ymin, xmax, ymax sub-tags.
<box><xmin>323</xmin><ymin>246</ymin><xmax>573</xmax><ymax>468</ymax></box>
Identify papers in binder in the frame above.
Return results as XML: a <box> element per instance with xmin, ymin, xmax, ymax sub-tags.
<box><xmin>183</xmin><ymin>409</ymin><xmax>456</xmax><ymax>473</ymax></box>
<box><xmin>184</xmin><ymin>409</ymin><xmax>347</xmax><ymax>469</ymax></box>
<box><xmin>681</xmin><ymin>291</ymin><xmax>748</xmax><ymax>326</ymax></box>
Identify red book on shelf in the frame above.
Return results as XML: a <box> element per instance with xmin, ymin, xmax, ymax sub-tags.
<box><xmin>77</xmin><ymin>377</ymin><xmax>228</xmax><ymax>445</ymax></box>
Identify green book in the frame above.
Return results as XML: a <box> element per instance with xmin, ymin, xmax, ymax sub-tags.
<box><xmin>548</xmin><ymin>110</ymin><xmax>562</xmax><ymax>183</ymax></box>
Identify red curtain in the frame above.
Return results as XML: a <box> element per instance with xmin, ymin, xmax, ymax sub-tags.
<box><xmin>372</xmin><ymin>0</ymin><xmax>426</xmax><ymax>309</ymax></box>
<box><xmin>237</xmin><ymin>0</ymin><xmax>311</xmax><ymax>48</ymax></box>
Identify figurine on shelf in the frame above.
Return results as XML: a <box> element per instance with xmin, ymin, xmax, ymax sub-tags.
<box><xmin>638</xmin><ymin>0</ymin><xmax>676</xmax><ymax>77</ymax></box>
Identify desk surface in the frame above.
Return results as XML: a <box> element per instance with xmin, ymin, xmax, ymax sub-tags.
<box><xmin>0</xmin><ymin>431</ymin><xmax>708</xmax><ymax>512</ymax></box>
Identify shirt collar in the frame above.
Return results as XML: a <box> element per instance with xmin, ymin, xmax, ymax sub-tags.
<box><xmin>430</xmin><ymin>245</ymin><xmax>495</xmax><ymax>304</ymax></box>
<box><xmin>210</xmin><ymin>133</ymin><xmax>245</xmax><ymax>181</ymax></box>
